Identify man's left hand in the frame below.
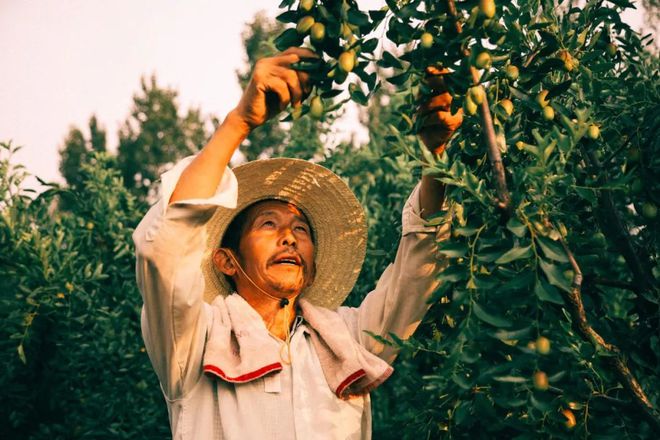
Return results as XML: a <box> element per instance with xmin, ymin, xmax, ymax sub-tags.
<box><xmin>417</xmin><ymin>66</ymin><xmax>463</xmax><ymax>155</ymax></box>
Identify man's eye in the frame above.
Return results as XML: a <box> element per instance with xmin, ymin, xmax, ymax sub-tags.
<box><xmin>295</xmin><ymin>225</ymin><xmax>309</xmax><ymax>233</ymax></box>
<box><xmin>262</xmin><ymin>220</ymin><xmax>275</xmax><ymax>227</ymax></box>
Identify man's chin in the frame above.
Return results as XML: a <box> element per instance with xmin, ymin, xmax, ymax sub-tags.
<box><xmin>267</xmin><ymin>278</ymin><xmax>306</xmax><ymax>297</ymax></box>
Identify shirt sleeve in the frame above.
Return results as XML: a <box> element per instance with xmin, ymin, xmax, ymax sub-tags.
<box><xmin>133</xmin><ymin>155</ymin><xmax>238</xmax><ymax>400</ymax></box>
<box><xmin>337</xmin><ymin>183</ymin><xmax>451</xmax><ymax>364</ymax></box>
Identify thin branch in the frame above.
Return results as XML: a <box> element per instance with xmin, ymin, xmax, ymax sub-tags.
<box><xmin>557</xmin><ymin>234</ymin><xmax>660</xmax><ymax>431</ymax></box>
<box><xmin>581</xmin><ymin>146</ymin><xmax>658</xmax><ymax>323</ymax></box>
<box><xmin>587</xmin><ymin>277</ymin><xmax>637</xmax><ymax>291</ymax></box>
<box><xmin>445</xmin><ymin>0</ymin><xmax>512</xmax><ymax>214</ymax></box>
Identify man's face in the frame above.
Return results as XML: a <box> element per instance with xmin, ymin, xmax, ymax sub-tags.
<box><xmin>233</xmin><ymin>200</ymin><xmax>315</xmax><ymax>298</ymax></box>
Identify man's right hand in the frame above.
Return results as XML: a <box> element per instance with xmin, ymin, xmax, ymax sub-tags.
<box><xmin>233</xmin><ymin>47</ymin><xmax>317</xmax><ymax>132</ymax></box>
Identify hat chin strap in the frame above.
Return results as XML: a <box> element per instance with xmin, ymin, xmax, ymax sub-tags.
<box><xmin>225</xmin><ymin>249</ymin><xmax>298</xmax><ymax>364</ymax></box>
<box><xmin>225</xmin><ymin>249</ymin><xmax>299</xmax><ymax>309</ymax></box>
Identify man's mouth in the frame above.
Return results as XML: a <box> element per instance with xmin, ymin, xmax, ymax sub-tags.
<box><xmin>271</xmin><ymin>253</ymin><xmax>302</xmax><ymax>267</ymax></box>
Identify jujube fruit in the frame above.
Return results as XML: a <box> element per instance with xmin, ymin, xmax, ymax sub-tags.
<box><xmin>479</xmin><ymin>0</ymin><xmax>496</xmax><ymax>18</ymax></box>
<box><xmin>338</xmin><ymin>50</ymin><xmax>356</xmax><ymax>73</ymax></box>
<box><xmin>420</xmin><ymin>32</ymin><xmax>433</xmax><ymax>49</ymax></box>
<box><xmin>296</xmin><ymin>16</ymin><xmax>315</xmax><ymax>34</ymax></box>
<box><xmin>309</xmin><ymin>96</ymin><xmax>324</xmax><ymax>119</ymax></box>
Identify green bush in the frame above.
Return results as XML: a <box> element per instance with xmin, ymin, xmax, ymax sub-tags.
<box><xmin>0</xmin><ymin>142</ymin><xmax>169</xmax><ymax>439</ymax></box>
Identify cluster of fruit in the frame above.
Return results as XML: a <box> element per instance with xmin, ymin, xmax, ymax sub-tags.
<box><xmin>276</xmin><ymin>0</ymin><xmax>381</xmax><ymax>120</ymax></box>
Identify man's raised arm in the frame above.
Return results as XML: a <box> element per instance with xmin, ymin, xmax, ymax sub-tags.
<box><xmin>169</xmin><ymin>47</ymin><xmax>315</xmax><ymax>204</ymax></box>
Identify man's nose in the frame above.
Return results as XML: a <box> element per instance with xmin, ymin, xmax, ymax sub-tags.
<box><xmin>280</xmin><ymin>227</ymin><xmax>297</xmax><ymax>247</ymax></box>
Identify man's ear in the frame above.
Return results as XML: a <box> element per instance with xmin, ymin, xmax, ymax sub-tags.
<box><xmin>213</xmin><ymin>248</ymin><xmax>237</xmax><ymax>277</ymax></box>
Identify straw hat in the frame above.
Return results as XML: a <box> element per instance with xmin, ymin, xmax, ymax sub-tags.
<box><xmin>201</xmin><ymin>158</ymin><xmax>367</xmax><ymax>310</ymax></box>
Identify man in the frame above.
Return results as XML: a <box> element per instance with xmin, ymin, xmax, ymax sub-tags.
<box><xmin>133</xmin><ymin>47</ymin><xmax>461</xmax><ymax>439</ymax></box>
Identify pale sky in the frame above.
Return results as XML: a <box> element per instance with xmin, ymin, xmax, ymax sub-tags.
<box><xmin>0</xmin><ymin>1</ymin><xmax>650</xmax><ymax>187</ymax></box>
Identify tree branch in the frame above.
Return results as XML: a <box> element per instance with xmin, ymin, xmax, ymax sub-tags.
<box><xmin>587</xmin><ymin>276</ymin><xmax>637</xmax><ymax>291</ymax></box>
<box><xmin>581</xmin><ymin>146</ymin><xmax>658</xmax><ymax>325</ymax></box>
<box><xmin>556</xmin><ymin>234</ymin><xmax>660</xmax><ymax>431</ymax></box>
<box><xmin>445</xmin><ymin>0</ymin><xmax>512</xmax><ymax>215</ymax></box>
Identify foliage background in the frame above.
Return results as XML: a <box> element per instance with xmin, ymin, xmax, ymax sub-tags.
<box><xmin>2</xmin><ymin>1</ymin><xmax>659</xmax><ymax>438</ymax></box>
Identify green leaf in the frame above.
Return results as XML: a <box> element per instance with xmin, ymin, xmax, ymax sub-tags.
<box><xmin>538</xmin><ymin>259</ymin><xmax>571</xmax><ymax>293</ymax></box>
<box><xmin>451</xmin><ymin>373</ymin><xmax>472</xmax><ymax>390</ymax></box>
<box><xmin>492</xmin><ymin>326</ymin><xmax>533</xmax><ymax>341</ymax></box>
<box><xmin>17</xmin><ymin>344</ymin><xmax>26</xmax><ymax>364</ymax></box>
<box><xmin>536</xmin><ymin>236</ymin><xmax>568</xmax><ymax>262</ymax></box>
<box><xmin>274</xmin><ymin>28</ymin><xmax>303</xmax><ymax>51</ymax></box>
<box><xmin>506</xmin><ymin>218</ymin><xmax>527</xmax><ymax>238</ymax></box>
<box><xmin>437</xmin><ymin>242</ymin><xmax>469</xmax><ymax>258</ymax></box>
<box><xmin>275</xmin><ymin>10</ymin><xmax>298</xmax><ymax>24</ymax></box>
<box><xmin>454</xmin><ymin>226</ymin><xmax>480</xmax><ymax>237</ymax></box>
<box><xmin>493</xmin><ymin>375</ymin><xmax>527</xmax><ymax>383</ymax></box>
<box><xmin>495</xmin><ymin>245</ymin><xmax>533</xmax><ymax>265</ymax></box>
<box><xmin>534</xmin><ymin>279</ymin><xmax>564</xmax><ymax>304</ymax></box>
<box><xmin>377</xmin><ymin>51</ymin><xmax>403</xmax><ymax>69</ymax></box>
<box><xmin>361</xmin><ymin>38</ymin><xmax>378</xmax><ymax>53</ymax></box>
<box><xmin>472</xmin><ymin>302</ymin><xmax>513</xmax><ymax>328</ymax></box>
<box><xmin>387</xmin><ymin>71</ymin><xmax>410</xmax><ymax>86</ymax></box>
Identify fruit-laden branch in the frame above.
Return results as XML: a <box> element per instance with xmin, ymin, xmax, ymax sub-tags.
<box><xmin>581</xmin><ymin>147</ymin><xmax>658</xmax><ymax>326</ymax></box>
<box><xmin>556</xmin><ymin>234</ymin><xmax>660</xmax><ymax>431</ymax></box>
<box><xmin>445</xmin><ymin>0</ymin><xmax>512</xmax><ymax>214</ymax></box>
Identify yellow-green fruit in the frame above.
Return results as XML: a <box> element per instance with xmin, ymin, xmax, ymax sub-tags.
<box><xmin>310</xmin><ymin>22</ymin><xmax>325</xmax><ymax>43</ymax></box>
<box><xmin>420</xmin><ymin>32</ymin><xmax>433</xmax><ymax>49</ymax></box>
<box><xmin>499</xmin><ymin>98</ymin><xmax>514</xmax><ymax>116</ymax></box>
<box><xmin>300</xmin><ymin>0</ymin><xmax>314</xmax><ymax>12</ymax></box>
<box><xmin>474</xmin><ymin>51</ymin><xmax>491</xmax><ymax>69</ymax></box>
<box><xmin>479</xmin><ymin>0</ymin><xmax>496</xmax><ymax>18</ymax></box>
<box><xmin>536</xmin><ymin>90</ymin><xmax>550</xmax><ymax>108</ymax></box>
<box><xmin>642</xmin><ymin>202</ymin><xmax>657</xmax><ymax>220</ymax></box>
<box><xmin>338</xmin><ymin>50</ymin><xmax>356</xmax><ymax>73</ymax></box>
<box><xmin>533</xmin><ymin>371</ymin><xmax>549</xmax><ymax>391</ymax></box>
<box><xmin>536</xmin><ymin>336</ymin><xmax>551</xmax><ymax>355</ymax></box>
<box><xmin>309</xmin><ymin>96</ymin><xmax>324</xmax><ymax>119</ymax></box>
<box><xmin>341</xmin><ymin>22</ymin><xmax>353</xmax><ymax>40</ymax></box>
<box><xmin>468</xmin><ymin>86</ymin><xmax>485</xmax><ymax>105</ymax></box>
<box><xmin>588</xmin><ymin>124</ymin><xmax>600</xmax><ymax>139</ymax></box>
<box><xmin>630</xmin><ymin>178</ymin><xmax>643</xmax><ymax>195</ymax></box>
<box><xmin>291</xmin><ymin>105</ymin><xmax>303</xmax><ymax>120</ymax></box>
<box><xmin>592</xmin><ymin>232</ymin><xmax>607</xmax><ymax>248</ymax></box>
<box><xmin>542</xmin><ymin>106</ymin><xmax>555</xmax><ymax>121</ymax></box>
<box><xmin>606</xmin><ymin>43</ymin><xmax>617</xmax><ymax>57</ymax></box>
<box><xmin>505</xmin><ymin>65</ymin><xmax>519</xmax><ymax>81</ymax></box>
<box><xmin>296</xmin><ymin>15</ymin><xmax>315</xmax><ymax>34</ymax></box>
<box><xmin>464</xmin><ymin>96</ymin><xmax>478</xmax><ymax>115</ymax></box>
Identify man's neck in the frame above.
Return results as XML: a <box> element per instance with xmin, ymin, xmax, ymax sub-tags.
<box><xmin>237</xmin><ymin>288</ymin><xmax>298</xmax><ymax>341</ymax></box>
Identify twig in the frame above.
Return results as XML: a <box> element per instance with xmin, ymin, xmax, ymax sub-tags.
<box><xmin>445</xmin><ymin>0</ymin><xmax>512</xmax><ymax>215</ymax></box>
<box><xmin>581</xmin><ymin>146</ymin><xmax>658</xmax><ymax>323</ymax></box>
<box><xmin>587</xmin><ymin>277</ymin><xmax>637</xmax><ymax>291</ymax></box>
<box><xmin>557</xmin><ymin>234</ymin><xmax>660</xmax><ymax>431</ymax></box>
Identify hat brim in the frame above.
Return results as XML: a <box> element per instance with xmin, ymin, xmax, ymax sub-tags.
<box><xmin>201</xmin><ymin>158</ymin><xmax>367</xmax><ymax>310</ymax></box>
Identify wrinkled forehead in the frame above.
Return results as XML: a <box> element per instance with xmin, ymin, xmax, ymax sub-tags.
<box><xmin>243</xmin><ymin>199</ymin><xmax>311</xmax><ymax>228</ymax></box>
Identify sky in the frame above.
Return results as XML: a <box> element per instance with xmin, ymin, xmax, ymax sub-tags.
<box><xmin>0</xmin><ymin>1</ymin><xmax>650</xmax><ymax>188</ymax></box>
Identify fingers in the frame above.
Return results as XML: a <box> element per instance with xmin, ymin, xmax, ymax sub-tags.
<box><xmin>418</xmin><ymin>93</ymin><xmax>453</xmax><ymax>116</ymax></box>
<box><xmin>271</xmin><ymin>47</ymin><xmax>319</xmax><ymax>67</ymax></box>
<box><xmin>272</xmin><ymin>66</ymin><xmax>304</xmax><ymax>107</ymax></box>
<box><xmin>424</xmin><ymin>66</ymin><xmax>450</xmax><ymax>92</ymax></box>
<box><xmin>266</xmin><ymin>80</ymin><xmax>292</xmax><ymax>114</ymax></box>
<box><xmin>421</xmin><ymin>108</ymin><xmax>464</xmax><ymax>132</ymax></box>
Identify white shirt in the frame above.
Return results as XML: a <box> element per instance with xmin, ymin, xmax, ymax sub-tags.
<box><xmin>133</xmin><ymin>156</ymin><xmax>449</xmax><ymax>439</ymax></box>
